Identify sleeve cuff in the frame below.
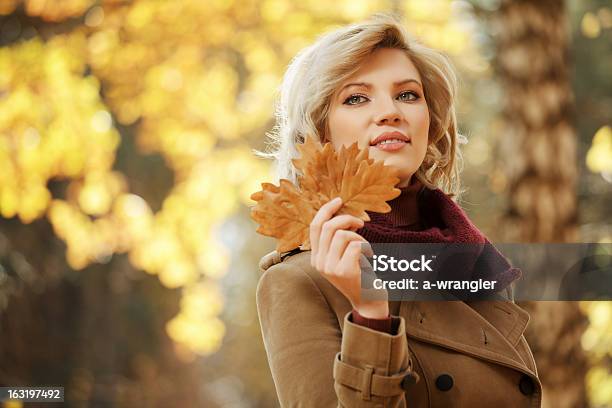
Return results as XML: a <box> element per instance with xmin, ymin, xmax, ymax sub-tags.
<box><xmin>351</xmin><ymin>308</ymin><xmax>394</xmax><ymax>334</ymax></box>
<box><xmin>341</xmin><ymin>311</ymin><xmax>408</xmax><ymax>373</ymax></box>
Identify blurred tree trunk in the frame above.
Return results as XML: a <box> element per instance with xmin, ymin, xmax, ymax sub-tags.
<box><xmin>491</xmin><ymin>1</ymin><xmax>589</xmax><ymax>407</ymax></box>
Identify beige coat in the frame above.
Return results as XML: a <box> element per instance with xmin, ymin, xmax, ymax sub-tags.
<box><xmin>256</xmin><ymin>249</ymin><xmax>542</xmax><ymax>407</ymax></box>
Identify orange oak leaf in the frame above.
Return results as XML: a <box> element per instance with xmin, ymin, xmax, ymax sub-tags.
<box><xmin>250</xmin><ymin>180</ymin><xmax>316</xmax><ymax>253</ymax></box>
<box><xmin>250</xmin><ymin>135</ymin><xmax>401</xmax><ymax>253</ymax></box>
<box><xmin>294</xmin><ymin>135</ymin><xmax>401</xmax><ymax>221</ymax></box>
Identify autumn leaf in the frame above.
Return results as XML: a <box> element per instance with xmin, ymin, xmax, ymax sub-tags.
<box><xmin>294</xmin><ymin>136</ymin><xmax>400</xmax><ymax>220</ymax></box>
<box><xmin>250</xmin><ymin>180</ymin><xmax>316</xmax><ymax>253</ymax></box>
<box><xmin>250</xmin><ymin>135</ymin><xmax>401</xmax><ymax>253</ymax></box>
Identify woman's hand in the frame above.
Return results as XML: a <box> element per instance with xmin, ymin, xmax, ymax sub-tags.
<box><xmin>309</xmin><ymin>197</ymin><xmax>389</xmax><ymax>318</ymax></box>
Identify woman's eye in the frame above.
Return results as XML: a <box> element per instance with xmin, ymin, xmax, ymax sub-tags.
<box><xmin>397</xmin><ymin>91</ymin><xmax>419</xmax><ymax>102</ymax></box>
<box><xmin>343</xmin><ymin>95</ymin><xmax>368</xmax><ymax>105</ymax></box>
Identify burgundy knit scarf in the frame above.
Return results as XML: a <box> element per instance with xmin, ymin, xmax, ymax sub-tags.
<box><xmin>355</xmin><ymin>183</ymin><xmax>521</xmax><ymax>295</ymax></box>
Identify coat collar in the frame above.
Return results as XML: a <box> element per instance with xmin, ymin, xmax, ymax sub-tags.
<box><xmin>259</xmin><ymin>250</ymin><xmax>534</xmax><ymax>375</ymax></box>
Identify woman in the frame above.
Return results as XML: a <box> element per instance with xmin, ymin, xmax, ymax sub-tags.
<box><xmin>255</xmin><ymin>14</ymin><xmax>541</xmax><ymax>407</ymax></box>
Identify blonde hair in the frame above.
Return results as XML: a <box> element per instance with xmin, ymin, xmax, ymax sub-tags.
<box><xmin>254</xmin><ymin>13</ymin><xmax>465</xmax><ymax>198</ymax></box>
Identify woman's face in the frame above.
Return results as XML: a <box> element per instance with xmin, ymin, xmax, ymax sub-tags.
<box><xmin>327</xmin><ymin>48</ymin><xmax>430</xmax><ymax>188</ymax></box>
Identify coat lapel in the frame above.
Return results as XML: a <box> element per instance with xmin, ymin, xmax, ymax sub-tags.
<box><xmin>400</xmin><ymin>300</ymin><xmax>535</xmax><ymax>376</ymax></box>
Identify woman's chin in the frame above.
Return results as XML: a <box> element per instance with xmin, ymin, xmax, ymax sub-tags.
<box><xmin>367</xmin><ymin>151</ymin><xmax>417</xmax><ymax>179</ymax></box>
<box><xmin>376</xmin><ymin>155</ymin><xmax>414</xmax><ymax>173</ymax></box>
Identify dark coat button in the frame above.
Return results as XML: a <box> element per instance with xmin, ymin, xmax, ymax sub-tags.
<box><xmin>435</xmin><ymin>374</ymin><xmax>453</xmax><ymax>391</ymax></box>
<box><xmin>519</xmin><ymin>375</ymin><xmax>535</xmax><ymax>396</ymax></box>
<box><xmin>400</xmin><ymin>371</ymin><xmax>419</xmax><ymax>390</ymax></box>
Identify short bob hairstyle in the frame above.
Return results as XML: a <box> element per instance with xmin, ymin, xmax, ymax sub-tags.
<box><xmin>255</xmin><ymin>13</ymin><xmax>465</xmax><ymax>198</ymax></box>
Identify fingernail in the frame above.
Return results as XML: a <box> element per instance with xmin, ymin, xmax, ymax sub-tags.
<box><xmin>333</xmin><ymin>197</ymin><xmax>342</xmax><ymax>204</ymax></box>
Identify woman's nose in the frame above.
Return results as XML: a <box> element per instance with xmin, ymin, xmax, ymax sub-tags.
<box><xmin>374</xmin><ymin>98</ymin><xmax>403</xmax><ymax>125</ymax></box>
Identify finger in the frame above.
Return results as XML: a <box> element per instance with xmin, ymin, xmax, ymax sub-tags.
<box><xmin>319</xmin><ymin>214</ymin><xmax>364</xmax><ymax>252</ymax></box>
<box><xmin>326</xmin><ymin>229</ymin><xmax>365</xmax><ymax>272</ymax></box>
<box><xmin>310</xmin><ymin>197</ymin><xmax>342</xmax><ymax>261</ymax></box>
<box><xmin>324</xmin><ymin>229</ymin><xmax>363</xmax><ymax>275</ymax></box>
<box><xmin>338</xmin><ymin>240</ymin><xmax>364</xmax><ymax>281</ymax></box>
<box><xmin>317</xmin><ymin>216</ymin><xmax>364</xmax><ymax>271</ymax></box>
<box><xmin>347</xmin><ymin>218</ymin><xmax>366</xmax><ymax>232</ymax></box>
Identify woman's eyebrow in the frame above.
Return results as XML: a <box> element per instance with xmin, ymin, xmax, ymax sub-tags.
<box><xmin>339</xmin><ymin>78</ymin><xmax>422</xmax><ymax>93</ymax></box>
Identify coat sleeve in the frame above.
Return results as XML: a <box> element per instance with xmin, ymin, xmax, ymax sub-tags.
<box><xmin>256</xmin><ymin>261</ymin><xmax>417</xmax><ymax>407</ymax></box>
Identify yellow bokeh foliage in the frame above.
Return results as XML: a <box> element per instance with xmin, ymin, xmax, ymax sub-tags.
<box><xmin>586</xmin><ymin>125</ymin><xmax>612</xmax><ymax>174</ymax></box>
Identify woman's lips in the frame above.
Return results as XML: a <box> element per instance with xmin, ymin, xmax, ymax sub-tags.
<box><xmin>371</xmin><ymin>141</ymin><xmax>408</xmax><ymax>152</ymax></box>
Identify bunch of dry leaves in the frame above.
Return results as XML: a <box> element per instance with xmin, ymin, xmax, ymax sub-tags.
<box><xmin>250</xmin><ymin>135</ymin><xmax>402</xmax><ymax>253</ymax></box>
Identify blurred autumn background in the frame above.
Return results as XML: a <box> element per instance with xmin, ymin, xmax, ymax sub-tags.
<box><xmin>0</xmin><ymin>0</ymin><xmax>609</xmax><ymax>407</ymax></box>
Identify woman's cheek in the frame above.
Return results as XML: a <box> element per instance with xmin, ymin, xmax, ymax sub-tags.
<box><xmin>409</xmin><ymin>136</ymin><xmax>428</xmax><ymax>168</ymax></box>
